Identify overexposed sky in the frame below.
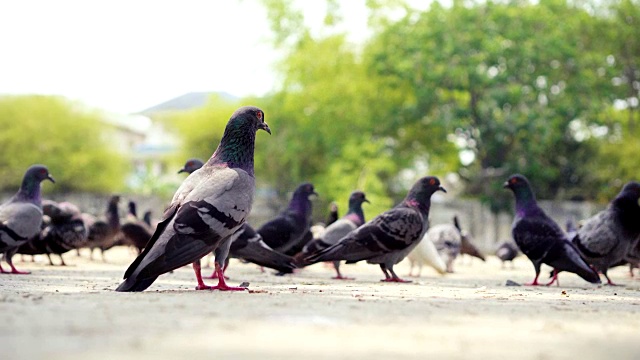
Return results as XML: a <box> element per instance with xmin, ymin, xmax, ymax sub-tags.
<box><xmin>0</xmin><ymin>0</ymin><xmax>372</xmax><ymax>114</ymax></box>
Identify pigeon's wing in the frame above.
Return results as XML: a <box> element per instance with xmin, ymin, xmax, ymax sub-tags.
<box><xmin>257</xmin><ymin>216</ymin><xmax>296</xmax><ymax>251</ymax></box>
<box><xmin>231</xmin><ymin>225</ymin><xmax>295</xmax><ymax>272</ymax></box>
<box><xmin>0</xmin><ymin>202</ymin><xmax>43</xmax><ymax>243</ymax></box>
<box><xmin>545</xmin><ymin>240</ymin><xmax>600</xmax><ymax>283</ymax></box>
<box><xmin>574</xmin><ymin>211</ymin><xmax>619</xmax><ymax>258</ymax></box>
<box><xmin>306</xmin><ymin>207</ymin><xmax>424</xmax><ymax>263</ymax></box>
<box><xmin>322</xmin><ymin>219</ymin><xmax>358</xmax><ymax>246</ymax></box>
<box><xmin>512</xmin><ymin>214</ymin><xmax>564</xmax><ymax>262</ymax></box>
<box><xmin>124</xmin><ymin>167</ymin><xmax>253</xmax><ymax>280</ymax></box>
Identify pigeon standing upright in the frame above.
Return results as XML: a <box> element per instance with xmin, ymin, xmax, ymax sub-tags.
<box><xmin>305</xmin><ymin>177</ymin><xmax>446</xmax><ymax>282</ymax></box>
<box><xmin>85</xmin><ymin>195</ymin><xmax>121</xmax><ymax>261</ymax></box>
<box><xmin>504</xmin><ymin>174</ymin><xmax>600</xmax><ymax>286</ymax></box>
<box><xmin>0</xmin><ymin>165</ymin><xmax>55</xmax><ymax>274</ymax></box>
<box><xmin>258</xmin><ymin>183</ymin><xmax>317</xmax><ymax>255</ymax></box>
<box><xmin>294</xmin><ymin>191</ymin><xmax>369</xmax><ymax>279</ymax></box>
<box><xmin>177</xmin><ymin>158</ymin><xmax>294</xmax><ymax>277</ymax></box>
<box><xmin>571</xmin><ymin>181</ymin><xmax>640</xmax><ymax>285</ymax></box>
<box><xmin>116</xmin><ymin>106</ymin><xmax>270</xmax><ymax>292</ymax></box>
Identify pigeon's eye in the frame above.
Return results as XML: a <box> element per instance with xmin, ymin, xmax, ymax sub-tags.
<box><xmin>429</xmin><ymin>178</ymin><xmax>436</xmax><ymax>186</ymax></box>
<box><xmin>187</xmin><ymin>162</ymin><xmax>193</xmax><ymax>167</ymax></box>
<box><xmin>256</xmin><ymin>110</ymin><xmax>263</xmax><ymax>120</ymax></box>
<box><xmin>39</xmin><ymin>169</ymin><xmax>47</xmax><ymax>175</ymax></box>
<box><xmin>510</xmin><ymin>178</ymin><xmax>518</xmax><ymax>184</ymax></box>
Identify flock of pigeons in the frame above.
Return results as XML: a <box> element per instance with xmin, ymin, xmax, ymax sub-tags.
<box><xmin>1</xmin><ymin>106</ymin><xmax>639</xmax><ymax>292</ymax></box>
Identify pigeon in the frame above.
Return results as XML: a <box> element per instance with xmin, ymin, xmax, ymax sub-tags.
<box><xmin>142</xmin><ymin>211</ymin><xmax>154</xmax><ymax>228</ymax></box>
<box><xmin>457</xmin><ymin>217</ymin><xmax>485</xmax><ymax>262</ymax></box>
<box><xmin>258</xmin><ymin>183</ymin><xmax>317</xmax><ymax>255</ymax></box>
<box><xmin>226</xmin><ymin>223</ymin><xmax>296</xmax><ymax>274</ymax></box>
<box><xmin>85</xmin><ymin>195</ymin><xmax>121</xmax><ymax>261</ymax></box>
<box><xmin>406</xmin><ymin>236</ymin><xmax>447</xmax><ymax>276</ymax></box>
<box><xmin>504</xmin><ymin>174</ymin><xmax>600</xmax><ymax>285</ymax></box>
<box><xmin>326</xmin><ymin>202</ymin><xmax>339</xmax><ymax>227</ymax></box>
<box><xmin>0</xmin><ymin>165</ymin><xmax>55</xmax><ymax>274</ymax></box>
<box><xmin>119</xmin><ymin>201</ymin><xmax>153</xmax><ymax>253</ymax></box>
<box><xmin>17</xmin><ymin>200</ymin><xmax>88</xmax><ymax>266</ymax></box>
<box><xmin>294</xmin><ymin>191</ymin><xmax>369</xmax><ymax>279</ymax></box>
<box><xmin>116</xmin><ymin>106</ymin><xmax>270</xmax><ymax>292</ymax></box>
<box><xmin>495</xmin><ymin>241</ymin><xmax>519</xmax><ymax>268</ymax></box>
<box><xmin>305</xmin><ymin>176</ymin><xmax>446</xmax><ymax>282</ymax></box>
<box><xmin>177</xmin><ymin>157</ymin><xmax>293</xmax><ymax>277</ymax></box>
<box><xmin>178</xmin><ymin>158</ymin><xmax>205</xmax><ymax>175</ymax></box>
<box><xmin>571</xmin><ymin>181</ymin><xmax>640</xmax><ymax>285</ymax></box>
<box><xmin>428</xmin><ymin>221</ymin><xmax>462</xmax><ymax>273</ymax></box>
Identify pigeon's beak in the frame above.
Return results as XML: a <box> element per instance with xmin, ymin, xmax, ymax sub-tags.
<box><xmin>177</xmin><ymin>168</ymin><xmax>187</xmax><ymax>174</ymax></box>
<box><xmin>502</xmin><ymin>181</ymin><xmax>509</xmax><ymax>189</ymax></box>
<box><xmin>364</xmin><ymin>198</ymin><xmax>370</xmax><ymax>204</ymax></box>
<box><xmin>259</xmin><ymin>122</ymin><xmax>271</xmax><ymax>135</ymax></box>
<box><xmin>47</xmin><ymin>175</ymin><xmax>55</xmax><ymax>184</ymax></box>
<box><xmin>439</xmin><ymin>186</ymin><xmax>447</xmax><ymax>193</ymax></box>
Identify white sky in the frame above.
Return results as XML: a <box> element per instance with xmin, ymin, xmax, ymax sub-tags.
<box><xmin>0</xmin><ymin>0</ymin><xmax>373</xmax><ymax>114</ymax></box>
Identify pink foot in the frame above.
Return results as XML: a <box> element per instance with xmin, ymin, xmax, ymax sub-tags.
<box><xmin>380</xmin><ymin>278</ymin><xmax>412</xmax><ymax>283</ymax></box>
<box><xmin>331</xmin><ymin>275</ymin><xmax>355</xmax><ymax>280</ymax></box>
<box><xmin>209</xmin><ymin>283</ymin><xmax>247</xmax><ymax>291</ymax></box>
<box><xmin>7</xmin><ymin>265</ymin><xmax>31</xmax><ymax>275</ymax></box>
<box><xmin>195</xmin><ymin>284</ymin><xmax>213</xmax><ymax>290</ymax></box>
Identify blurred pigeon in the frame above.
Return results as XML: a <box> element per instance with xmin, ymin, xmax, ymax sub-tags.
<box><xmin>142</xmin><ymin>211</ymin><xmax>154</xmax><ymax>228</ymax></box>
<box><xmin>565</xmin><ymin>216</ymin><xmax>578</xmax><ymax>240</ymax></box>
<box><xmin>305</xmin><ymin>176</ymin><xmax>446</xmax><ymax>282</ymax></box>
<box><xmin>85</xmin><ymin>195</ymin><xmax>121</xmax><ymax>261</ymax></box>
<box><xmin>294</xmin><ymin>191</ymin><xmax>369</xmax><ymax>279</ymax></box>
<box><xmin>116</xmin><ymin>106</ymin><xmax>270</xmax><ymax>292</ymax></box>
<box><xmin>407</xmin><ymin>236</ymin><xmax>447</xmax><ymax>276</ymax></box>
<box><xmin>17</xmin><ymin>200</ymin><xmax>87</xmax><ymax>266</ymax></box>
<box><xmin>119</xmin><ymin>201</ymin><xmax>153</xmax><ymax>253</ymax></box>
<box><xmin>428</xmin><ymin>221</ymin><xmax>462</xmax><ymax>273</ymax></box>
<box><xmin>457</xmin><ymin>217</ymin><xmax>485</xmax><ymax>262</ymax></box>
<box><xmin>178</xmin><ymin>158</ymin><xmax>204</xmax><ymax>175</ymax></box>
<box><xmin>326</xmin><ymin>202</ymin><xmax>339</xmax><ymax>227</ymax></box>
<box><xmin>504</xmin><ymin>174</ymin><xmax>600</xmax><ymax>286</ymax></box>
<box><xmin>227</xmin><ymin>223</ymin><xmax>296</xmax><ymax>274</ymax></box>
<box><xmin>572</xmin><ymin>181</ymin><xmax>640</xmax><ymax>285</ymax></box>
<box><xmin>495</xmin><ymin>241</ymin><xmax>519</xmax><ymax>268</ymax></box>
<box><xmin>0</xmin><ymin>165</ymin><xmax>54</xmax><ymax>274</ymax></box>
<box><xmin>258</xmin><ymin>183</ymin><xmax>317</xmax><ymax>255</ymax></box>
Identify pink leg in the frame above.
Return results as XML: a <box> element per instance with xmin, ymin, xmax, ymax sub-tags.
<box><xmin>379</xmin><ymin>265</ymin><xmax>412</xmax><ymax>283</ymax></box>
<box><xmin>331</xmin><ymin>264</ymin><xmax>354</xmax><ymax>280</ymax></box>
<box><xmin>4</xmin><ymin>255</ymin><xmax>30</xmax><ymax>275</ymax></box>
<box><xmin>193</xmin><ymin>261</ymin><xmax>212</xmax><ymax>290</ymax></box>
<box><xmin>209</xmin><ymin>263</ymin><xmax>247</xmax><ymax>291</ymax></box>
<box><xmin>525</xmin><ymin>272</ymin><xmax>541</xmax><ymax>286</ymax></box>
<box><xmin>546</xmin><ymin>269</ymin><xmax>559</xmax><ymax>286</ymax></box>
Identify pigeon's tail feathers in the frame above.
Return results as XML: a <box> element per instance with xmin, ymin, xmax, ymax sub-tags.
<box><xmin>550</xmin><ymin>242</ymin><xmax>601</xmax><ymax>284</ymax></box>
<box><xmin>115</xmin><ymin>275</ymin><xmax>158</xmax><ymax>292</ymax></box>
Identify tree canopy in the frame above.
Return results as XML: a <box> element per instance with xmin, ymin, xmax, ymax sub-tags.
<box><xmin>0</xmin><ymin>95</ymin><xmax>129</xmax><ymax>193</ymax></box>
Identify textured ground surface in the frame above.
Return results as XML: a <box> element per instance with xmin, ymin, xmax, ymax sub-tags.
<box><xmin>1</xmin><ymin>247</ymin><xmax>639</xmax><ymax>360</ymax></box>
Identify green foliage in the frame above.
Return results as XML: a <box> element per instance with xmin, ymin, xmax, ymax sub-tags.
<box><xmin>163</xmin><ymin>95</ymin><xmax>241</xmax><ymax>164</ymax></box>
<box><xmin>0</xmin><ymin>95</ymin><xmax>129</xmax><ymax>193</ymax></box>
<box><xmin>365</xmin><ymin>0</ymin><xmax>617</xmax><ymax>210</ymax></box>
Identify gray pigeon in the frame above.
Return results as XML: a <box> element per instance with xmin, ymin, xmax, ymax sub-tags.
<box><xmin>116</xmin><ymin>106</ymin><xmax>270</xmax><ymax>292</ymax></box>
<box><xmin>85</xmin><ymin>195</ymin><xmax>121</xmax><ymax>261</ymax></box>
<box><xmin>504</xmin><ymin>174</ymin><xmax>600</xmax><ymax>286</ymax></box>
<box><xmin>495</xmin><ymin>241</ymin><xmax>519</xmax><ymax>268</ymax></box>
<box><xmin>294</xmin><ymin>191</ymin><xmax>369</xmax><ymax>279</ymax></box>
<box><xmin>177</xmin><ymin>158</ymin><xmax>294</xmax><ymax>278</ymax></box>
<box><xmin>428</xmin><ymin>220</ymin><xmax>462</xmax><ymax>273</ymax></box>
<box><xmin>17</xmin><ymin>200</ymin><xmax>88</xmax><ymax>266</ymax></box>
<box><xmin>0</xmin><ymin>165</ymin><xmax>55</xmax><ymax>274</ymax></box>
<box><xmin>572</xmin><ymin>181</ymin><xmax>640</xmax><ymax>285</ymax></box>
<box><xmin>305</xmin><ymin>177</ymin><xmax>446</xmax><ymax>282</ymax></box>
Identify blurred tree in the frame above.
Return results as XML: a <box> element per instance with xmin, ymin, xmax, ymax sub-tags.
<box><xmin>365</xmin><ymin>0</ymin><xmax>613</xmax><ymax>210</ymax></box>
<box><xmin>259</xmin><ymin>0</ymin><xmax>456</xmax><ymax>220</ymax></box>
<box><xmin>0</xmin><ymin>95</ymin><xmax>128</xmax><ymax>193</ymax></box>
